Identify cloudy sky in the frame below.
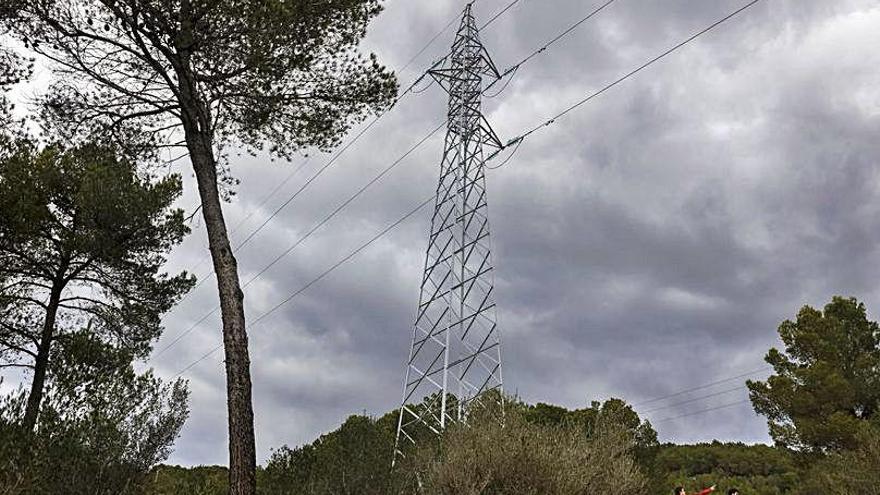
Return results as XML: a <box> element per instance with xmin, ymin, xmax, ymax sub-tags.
<box><xmin>9</xmin><ymin>0</ymin><xmax>880</xmax><ymax>466</ymax></box>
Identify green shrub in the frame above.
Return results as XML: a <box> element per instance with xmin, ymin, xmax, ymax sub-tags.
<box><xmin>409</xmin><ymin>399</ymin><xmax>647</xmax><ymax>495</ymax></box>
<box><xmin>797</xmin><ymin>425</ymin><xmax>880</xmax><ymax>495</ymax></box>
<box><xmin>0</xmin><ymin>345</ymin><xmax>188</xmax><ymax>495</ymax></box>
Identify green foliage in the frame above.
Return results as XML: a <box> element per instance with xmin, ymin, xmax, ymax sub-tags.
<box><xmin>147</xmin><ymin>396</ymin><xmax>649</xmax><ymax>494</ymax></box>
<box><xmin>0</xmin><ymin>50</ymin><xmax>28</xmax><ymax>130</ymax></box>
<box><xmin>7</xmin><ymin>0</ymin><xmax>398</xmax><ymax>159</ymax></box>
<box><xmin>46</xmin><ymin>332</ymin><xmax>190</xmax><ymax>469</ymax></box>
<box><xmin>408</xmin><ymin>397</ymin><xmax>647</xmax><ymax>495</ymax></box>
<box><xmin>141</xmin><ymin>394</ymin><xmax>880</xmax><ymax>494</ymax></box>
<box><xmin>262</xmin><ymin>413</ymin><xmax>398</xmax><ymax>495</ymax></box>
<box><xmin>748</xmin><ymin>296</ymin><xmax>880</xmax><ymax>452</ymax></box>
<box><xmin>0</xmin><ymin>334</ymin><xmax>189</xmax><ymax>495</ymax></box>
<box><xmin>0</xmin><ymin>139</ymin><xmax>193</xmax><ymax>352</ymax></box>
<box><xmin>796</xmin><ymin>424</ymin><xmax>880</xmax><ymax>494</ymax></box>
<box><xmin>256</xmin><ymin>395</ymin><xmax>650</xmax><ymax>495</ymax></box>
<box><xmin>0</xmin><ymin>2</ymin><xmax>31</xmax><ymax>131</ymax></box>
<box><xmin>0</xmin><ymin>138</ymin><xmax>193</xmax><ymax>421</ymax></box>
<box><xmin>147</xmin><ymin>465</ymin><xmax>230</xmax><ymax>495</ymax></box>
<box><xmin>522</xmin><ymin>397</ymin><xmax>659</xmax><ymax>463</ymax></box>
<box><xmin>650</xmin><ymin>442</ymin><xmax>801</xmax><ymax>495</ymax></box>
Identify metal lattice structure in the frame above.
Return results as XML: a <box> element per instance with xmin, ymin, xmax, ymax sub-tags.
<box><xmin>394</xmin><ymin>4</ymin><xmax>504</xmax><ymax>462</ymax></box>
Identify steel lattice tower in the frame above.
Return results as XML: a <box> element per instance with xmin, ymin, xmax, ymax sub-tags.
<box><xmin>394</xmin><ymin>4</ymin><xmax>504</xmax><ymax>462</ymax></box>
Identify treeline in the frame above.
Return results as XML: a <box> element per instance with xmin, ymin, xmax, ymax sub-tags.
<box><xmin>145</xmin><ymin>408</ymin><xmax>880</xmax><ymax>495</ymax></box>
<box><xmin>148</xmin><ymin>395</ymin><xmax>652</xmax><ymax>494</ymax></box>
<box><xmin>651</xmin><ymin>442</ymin><xmax>800</xmax><ymax>494</ymax></box>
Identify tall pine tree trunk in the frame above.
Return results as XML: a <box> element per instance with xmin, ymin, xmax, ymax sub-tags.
<box><xmin>22</xmin><ymin>280</ymin><xmax>63</xmax><ymax>431</ymax></box>
<box><xmin>174</xmin><ymin>6</ymin><xmax>257</xmax><ymax>490</ymax></box>
<box><xmin>181</xmin><ymin>108</ymin><xmax>256</xmax><ymax>495</ymax></box>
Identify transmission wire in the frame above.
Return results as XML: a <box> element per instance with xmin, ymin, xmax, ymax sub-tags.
<box><xmin>480</xmin><ymin>0</ymin><xmax>522</xmax><ymax>29</ymax></box>
<box><xmin>171</xmin><ymin>197</ymin><xmax>434</xmax><ymax>378</ymax></box>
<box><xmin>642</xmin><ymin>385</ymin><xmax>749</xmax><ymax>414</ymax></box>
<box><xmin>654</xmin><ymin>399</ymin><xmax>754</xmax><ymax>424</ymax></box>
<box><xmin>633</xmin><ymin>366</ymin><xmax>769</xmax><ymax>406</ymax></box>
<box><xmin>180</xmin><ymin>157</ymin><xmax>313</xmax><ymax>298</ymax></box>
<box><xmin>490</xmin><ymin>0</ymin><xmax>765</xmax><ymax>158</ymax></box>
<box><xmin>152</xmin><ymin>121</ymin><xmax>445</xmax><ymax>359</ymax></box>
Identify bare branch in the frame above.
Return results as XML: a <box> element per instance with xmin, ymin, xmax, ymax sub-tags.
<box><xmin>0</xmin><ymin>363</ymin><xmax>35</xmax><ymax>369</ymax></box>
<box><xmin>0</xmin><ymin>294</ymin><xmax>49</xmax><ymax>309</ymax></box>
<box><xmin>0</xmin><ymin>322</ymin><xmax>41</xmax><ymax>346</ymax></box>
<box><xmin>0</xmin><ymin>336</ymin><xmax>37</xmax><ymax>357</ymax></box>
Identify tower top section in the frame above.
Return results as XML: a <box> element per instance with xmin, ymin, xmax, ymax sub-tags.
<box><xmin>429</xmin><ymin>4</ymin><xmax>502</xmax><ymax>89</ymax></box>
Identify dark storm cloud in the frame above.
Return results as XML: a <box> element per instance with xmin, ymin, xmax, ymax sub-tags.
<box><xmin>128</xmin><ymin>0</ymin><xmax>880</xmax><ymax>463</ymax></box>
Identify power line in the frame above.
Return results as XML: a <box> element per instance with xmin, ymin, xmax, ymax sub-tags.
<box><xmin>251</xmin><ymin>197</ymin><xmax>433</xmax><ymax>328</ymax></box>
<box><xmin>492</xmin><ymin>0</ymin><xmax>765</xmax><ymax>155</ymax></box>
<box><xmin>480</xmin><ymin>0</ymin><xmax>522</xmax><ymax>29</ymax></box>
<box><xmin>172</xmin><ymin>343</ymin><xmax>223</xmax><ymax>379</ymax></box>
<box><xmin>641</xmin><ymin>385</ymin><xmax>748</xmax><ymax>414</ymax></box>
<box><xmin>239</xmin><ymin>123</ymin><xmax>445</xmax><ymax>292</ymax></box>
<box><xmin>654</xmin><ymin>399</ymin><xmax>754</xmax><ymax>424</ymax></box>
<box><xmin>480</xmin><ymin>0</ymin><xmax>623</xmax><ymax>103</ymax></box>
<box><xmin>511</xmin><ymin>0</ymin><xmax>619</xmax><ymax>72</ymax></box>
<box><xmin>227</xmin><ymin>158</ymin><xmax>313</xmax><ymax>240</ymax></box>
<box><xmin>482</xmin><ymin>0</ymin><xmax>622</xmax><ymax>101</ymax></box>
<box><xmin>176</xmin><ymin>95</ymin><xmax>422</xmax><ymax>295</ymax></box>
<box><xmin>171</xmin><ymin>197</ymin><xmax>434</xmax><ymax>378</ymax></box>
<box><xmin>152</xmin><ymin>121</ymin><xmax>445</xmax><ymax>359</ymax></box>
<box><xmin>181</xmin><ymin>157</ymin><xmax>314</xmax><ymax>298</ymax></box>
<box><xmin>398</xmin><ymin>13</ymin><xmax>459</xmax><ymax>75</ymax></box>
<box><xmin>230</xmin><ymin>115</ymin><xmax>392</xmax><ymax>253</ymax></box>
<box><xmin>633</xmin><ymin>366</ymin><xmax>769</xmax><ymax>406</ymax></box>
<box><xmin>153</xmin><ymin>305</ymin><xmax>219</xmax><ymax>358</ymax></box>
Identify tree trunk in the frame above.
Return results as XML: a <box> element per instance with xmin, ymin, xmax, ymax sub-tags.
<box><xmin>182</xmin><ymin>118</ymin><xmax>256</xmax><ymax>495</ymax></box>
<box><xmin>173</xmin><ymin>9</ymin><xmax>256</xmax><ymax>486</ymax></box>
<box><xmin>22</xmin><ymin>281</ymin><xmax>63</xmax><ymax>431</ymax></box>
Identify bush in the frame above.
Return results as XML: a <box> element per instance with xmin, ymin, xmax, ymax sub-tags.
<box><xmin>146</xmin><ymin>465</ymin><xmax>230</xmax><ymax>495</ymax></box>
<box><xmin>262</xmin><ymin>413</ymin><xmax>399</xmax><ymax>495</ymax></box>
<box><xmin>797</xmin><ymin>425</ymin><xmax>880</xmax><ymax>495</ymax></box>
<box><xmin>0</xmin><ymin>340</ymin><xmax>189</xmax><ymax>495</ymax></box>
<box><xmin>649</xmin><ymin>442</ymin><xmax>801</xmax><ymax>495</ymax></box>
<box><xmin>408</xmin><ymin>399</ymin><xmax>647</xmax><ymax>495</ymax></box>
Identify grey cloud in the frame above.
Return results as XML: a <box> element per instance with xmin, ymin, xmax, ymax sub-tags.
<box><xmin>80</xmin><ymin>0</ymin><xmax>880</xmax><ymax>464</ymax></box>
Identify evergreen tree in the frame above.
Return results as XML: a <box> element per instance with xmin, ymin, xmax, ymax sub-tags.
<box><xmin>0</xmin><ymin>139</ymin><xmax>193</xmax><ymax>431</ymax></box>
<box><xmin>747</xmin><ymin>296</ymin><xmax>880</xmax><ymax>452</ymax></box>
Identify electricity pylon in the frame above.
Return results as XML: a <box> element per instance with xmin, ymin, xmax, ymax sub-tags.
<box><xmin>394</xmin><ymin>3</ymin><xmax>504</xmax><ymax>463</ymax></box>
